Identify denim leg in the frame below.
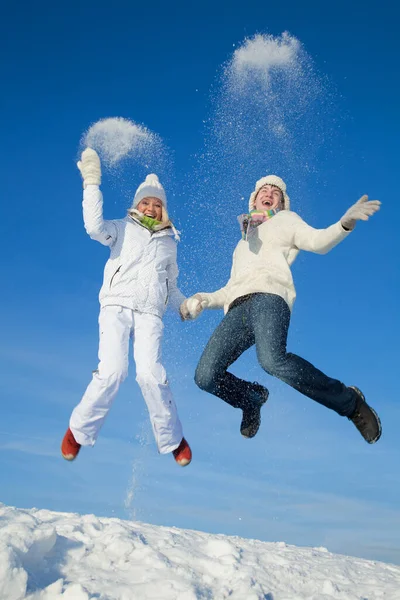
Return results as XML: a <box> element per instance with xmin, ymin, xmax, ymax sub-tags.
<box><xmin>195</xmin><ymin>303</ymin><xmax>261</xmax><ymax>409</ymax></box>
<box><xmin>250</xmin><ymin>294</ymin><xmax>356</xmax><ymax>417</ymax></box>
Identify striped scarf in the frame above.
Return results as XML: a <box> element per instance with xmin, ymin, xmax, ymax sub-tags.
<box><xmin>237</xmin><ymin>209</ymin><xmax>279</xmax><ymax>239</ymax></box>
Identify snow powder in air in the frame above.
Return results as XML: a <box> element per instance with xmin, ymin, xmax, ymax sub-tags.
<box><xmin>82</xmin><ymin>117</ymin><xmax>166</xmax><ymax>169</ymax></box>
<box><xmin>181</xmin><ymin>32</ymin><xmax>334</xmax><ymax>294</ymax></box>
<box><xmin>228</xmin><ymin>32</ymin><xmax>301</xmax><ymax>88</ymax></box>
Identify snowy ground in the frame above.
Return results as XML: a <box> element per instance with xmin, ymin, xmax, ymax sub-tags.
<box><xmin>0</xmin><ymin>504</ymin><xmax>399</xmax><ymax>600</ymax></box>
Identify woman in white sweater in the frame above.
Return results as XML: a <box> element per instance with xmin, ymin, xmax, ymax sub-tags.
<box><xmin>61</xmin><ymin>149</ymin><xmax>192</xmax><ymax>466</ymax></box>
<box><xmin>180</xmin><ymin>175</ymin><xmax>381</xmax><ymax>444</ymax></box>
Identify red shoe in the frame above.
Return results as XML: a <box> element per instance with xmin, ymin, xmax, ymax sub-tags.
<box><xmin>173</xmin><ymin>438</ymin><xmax>192</xmax><ymax>467</ymax></box>
<box><xmin>61</xmin><ymin>427</ymin><xmax>81</xmax><ymax>461</ymax></box>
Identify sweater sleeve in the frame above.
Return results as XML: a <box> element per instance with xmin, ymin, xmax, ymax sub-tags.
<box><xmin>199</xmin><ymin>286</ymin><xmax>229</xmax><ymax>309</ymax></box>
<box><xmin>82</xmin><ymin>184</ymin><xmax>118</xmax><ymax>246</ymax></box>
<box><xmin>290</xmin><ymin>212</ymin><xmax>351</xmax><ymax>254</ymax></box>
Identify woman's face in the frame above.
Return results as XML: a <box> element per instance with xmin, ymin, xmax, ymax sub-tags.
<box><xmin>136</xmin><ymin>197</ymin><xmax>163</xmax><ymax>221</ymax></box>
<box><xmin>255</xmin><ymin>185</ymin><xmax>283</xmax><ymax>211</ymax></box>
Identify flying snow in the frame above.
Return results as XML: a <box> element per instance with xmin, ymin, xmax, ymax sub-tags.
<box><xmin>228</xmin><ymin>32</ymin><xmax>301</xmax><ymax>89</ymax></box>
<box><xmin>82</xmin><ymin>117</ymin><xmax>166</xmax><ymax>169</ymax></box>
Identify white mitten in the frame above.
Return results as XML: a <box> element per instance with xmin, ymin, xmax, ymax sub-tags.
<box><xmin>341</xmin><ymin>195</ymin><xmax>381</xmax><ymax>231</ymax></box>
<box><xmin>180</xmin><ymin>294</ymin><xmax>209</xmax><ymax>321</ymax></box>
<box><xmin>77</xmin><ymin>148</ymin><xmax>102</xmax><ymax>188</ymax></box>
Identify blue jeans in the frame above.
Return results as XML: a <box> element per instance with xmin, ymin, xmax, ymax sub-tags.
<box><xmin>195</xmin><ymin>293</ymin><xmax>356</xmax><ymax>417</ymax></box>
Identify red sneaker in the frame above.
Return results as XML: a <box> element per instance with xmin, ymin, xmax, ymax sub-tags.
<box><xmin>173</xmin><ymin>438</ymin><xmax>192</xmax><ymax>467</ymax></box>
<box><xmin>61</xmin><ymin>427</ymin><xmax>81</xmax><ymax>461</ymax></box>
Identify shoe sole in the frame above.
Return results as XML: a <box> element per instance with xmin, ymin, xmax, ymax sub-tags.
<box><xmin>175</xmin><ymin>457</ymin><xmax>191</xmax><ymax>467</ymax></box>
<box><xmin>241</xmin><ymin>429</ymin><xmax>257</xmax><ymax>439</ymax></box>
<box><xmin>62</xmin><ymin>451</ymin><xmax>79</xmax><ymax>461</ymax></box>
<box><xmin>349</xmin><ymin>386</ymin><xmax>382</xmax><ymax>444</ymax></box>
<box><xmin>62</xmin><ymin>453</ymin><xmax>77</xmax><ymax>461</ymax></box>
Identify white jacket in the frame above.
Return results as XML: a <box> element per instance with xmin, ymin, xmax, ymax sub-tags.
<box><xmin>204</xmin><ymin>210</ymin><xmax>351</xmax><ymax>313</ymax></box>
<box><xmin>83</xmin><ymin>185</ymin><xmax>185</xmax><ymax>317</ymax></box>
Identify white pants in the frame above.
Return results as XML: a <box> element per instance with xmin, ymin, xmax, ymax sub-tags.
<box><xmin>70</xmin><ymin>306</ymin><xmax>183</xmax><ymax>454</ymax></box>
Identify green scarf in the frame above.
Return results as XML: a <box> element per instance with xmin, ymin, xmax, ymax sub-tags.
<box><xmin>140</xmin><ymin>214</ymin><xmax>163</xmax><ymax>231</ymax></box>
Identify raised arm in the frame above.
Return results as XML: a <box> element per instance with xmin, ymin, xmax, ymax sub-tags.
<box><xmin>78</xmin><ymin>148</ymin><xmax>117</xmax><ymax>247</ymax></box>
<box><xmin>291</xmin><ymin>195</ymin><xmax>380</xmax><ymax>254</ymax></box>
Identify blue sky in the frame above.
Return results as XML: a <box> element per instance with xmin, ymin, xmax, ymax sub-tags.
<box><xmin>1</xmin><ymin>0</ymin><xmax>399</xmax><ymax>566</ymax></box>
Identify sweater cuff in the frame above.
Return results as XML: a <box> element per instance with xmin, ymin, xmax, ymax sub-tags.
<box><xmin>340</xmin><ymin>222</ymin><xmax>353</xmax><ymax>232</ymax></box>
<box><xmin>201</xmin><ymin>291</ymin><xmax>226</xmax><ymax>309</ymax></box>
<box><xmin>336</xmin><ymin>220</ymin><xmax>352</xmax><ymax>238</ymax></box>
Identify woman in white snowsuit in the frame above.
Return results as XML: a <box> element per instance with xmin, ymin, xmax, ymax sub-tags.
<box><xmin>61</xmin><ymin>148</ymin><xmax>192</xmax><ymax>466</ymax></box>
<box><xmin>181</xmin><ymin>175</ymin><xmax>381</xmax><ymax>444</ymax></box>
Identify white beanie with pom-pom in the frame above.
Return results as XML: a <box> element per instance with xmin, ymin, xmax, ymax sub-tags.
<box><xmin>130</xmin><ymin>173</ymin><xmax>170</xmax><ymax>225</ymax></box>
<box><xmin>248</xmin><ymin>175</ymin><xmax>290</xmax><ymax>212</ymax></box>
<box><xmin>132</xmin><ymin>173</ymin><xmax>167</xmax><ymax>208</ymax></box>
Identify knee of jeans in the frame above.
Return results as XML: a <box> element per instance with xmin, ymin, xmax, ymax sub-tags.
<box><xmin>194</xmin><ymin>364</ymin><xmax>216</xmax><ymax>392</ymax></box>
<box><xmin>258</xmin><ymin>352</ymin><xmax>283</xmax><ymax>377</ymax></box>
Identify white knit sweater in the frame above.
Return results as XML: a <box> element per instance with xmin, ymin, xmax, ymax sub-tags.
<box><xmin>203</xmin><ymin>210</ymin><xmax>350</xmax><ymax>313</ymax></box>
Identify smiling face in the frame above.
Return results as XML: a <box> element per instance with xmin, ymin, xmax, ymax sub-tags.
<box><xmin>136</xmin><ymin>197</ymin><xmax>163</xmax><ymax>221</ymax></box>
<box><xmin>254</xmin><ymin>185</ymin><xmax>283</xmax><ymax>211</ymax></box>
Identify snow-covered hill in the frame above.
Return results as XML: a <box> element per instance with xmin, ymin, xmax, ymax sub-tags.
<box><xmin>0</xmin><ymin>503</ymin><xmax>399</xmax><ymax>600</ymax></box>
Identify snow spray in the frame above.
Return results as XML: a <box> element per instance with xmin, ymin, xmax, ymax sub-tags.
<box><xmin>205</xmin><ymin>32</ymin><xmax>333</xmax><ymax>214</ymax></box>
<box><xmin>80</xmin><ymin>117</ymin><xmax>173</xmax><ymax>203</ymax></box>
<box><xmin>181</xmin><ymin>32</ymin><xmax>335</xmax><ymax>291</ymax></box>
<box><xmin>124</xmin><ymin>420</ymin><xmax>154</xmax><ymax>520</ymax></box>
<box><xmin>82</xmin><ymin>117</ymin><xmax>166</xmax><ymax>169</ymax></box>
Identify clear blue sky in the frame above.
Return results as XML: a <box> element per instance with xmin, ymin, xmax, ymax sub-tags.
<box><xmin>1</xmin><ymin>0</ymin><xmax>399</xmax><ymax>565</ymax></box>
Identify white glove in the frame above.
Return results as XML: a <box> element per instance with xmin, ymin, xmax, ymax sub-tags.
<box><xmin>77</xmin><ymin>147</ymin><xmax>102</xmax><ymax>188</ymax></box>
<box><xmin>341</xmin><ymin>195</ymin><xmax>381</xmax><ymax>231</ymax></box>
<box><xmin>180</xmin><ymin>294</ymin><xmax>209</xmax><ymax>321</ymax></box>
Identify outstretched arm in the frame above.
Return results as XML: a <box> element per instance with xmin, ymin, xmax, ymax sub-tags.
<box><xmin>292</xmin><ymin>195</ymin><xmax>381</xmax><ymax>254</ymax></box>
<box><xmin>78</xmin><ymin>148</ymin><xmax>117</xmax><ymax>247</ymax></box>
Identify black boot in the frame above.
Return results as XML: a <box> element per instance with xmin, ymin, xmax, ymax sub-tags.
<box><xmin>348</xmin><ymin>386</ymin><xmax>381</xmax><ymax>444</ymax></box>
<box><xmin>240</xmin><ymin>384</ymin><xmax>269</xmax><ymax>439</ymax></box>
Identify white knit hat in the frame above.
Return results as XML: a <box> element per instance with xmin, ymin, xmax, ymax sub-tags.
<box><xmin>248</xmin><ymin>175</ymin><xmax>290</xmax><ymax>211</ymax></box>
<box><xmin>129</xmin><ymin>173</ymin><xmax>170</xmax><ymax>224</ymax></box>
<box><xmin>132</xmin><ymin>173</ymin><xmax>167</xmax><ymax>208</ymax></box>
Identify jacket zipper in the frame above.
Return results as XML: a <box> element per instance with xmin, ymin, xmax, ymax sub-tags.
<box><xmin>110</xmin><ymin>265</ymin><xmax>122</xmax><ymax>288</ymax></box>
<box><xmin>165</xmin><ymin>278</ymin><xmax>169</xmax><ymax>305</ymax></box>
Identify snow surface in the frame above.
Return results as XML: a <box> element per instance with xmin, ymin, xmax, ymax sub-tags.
<box><xmin>0</xmin><ymin>504</ymin><xmax>399</xmax><ymax>600</ymax></box>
